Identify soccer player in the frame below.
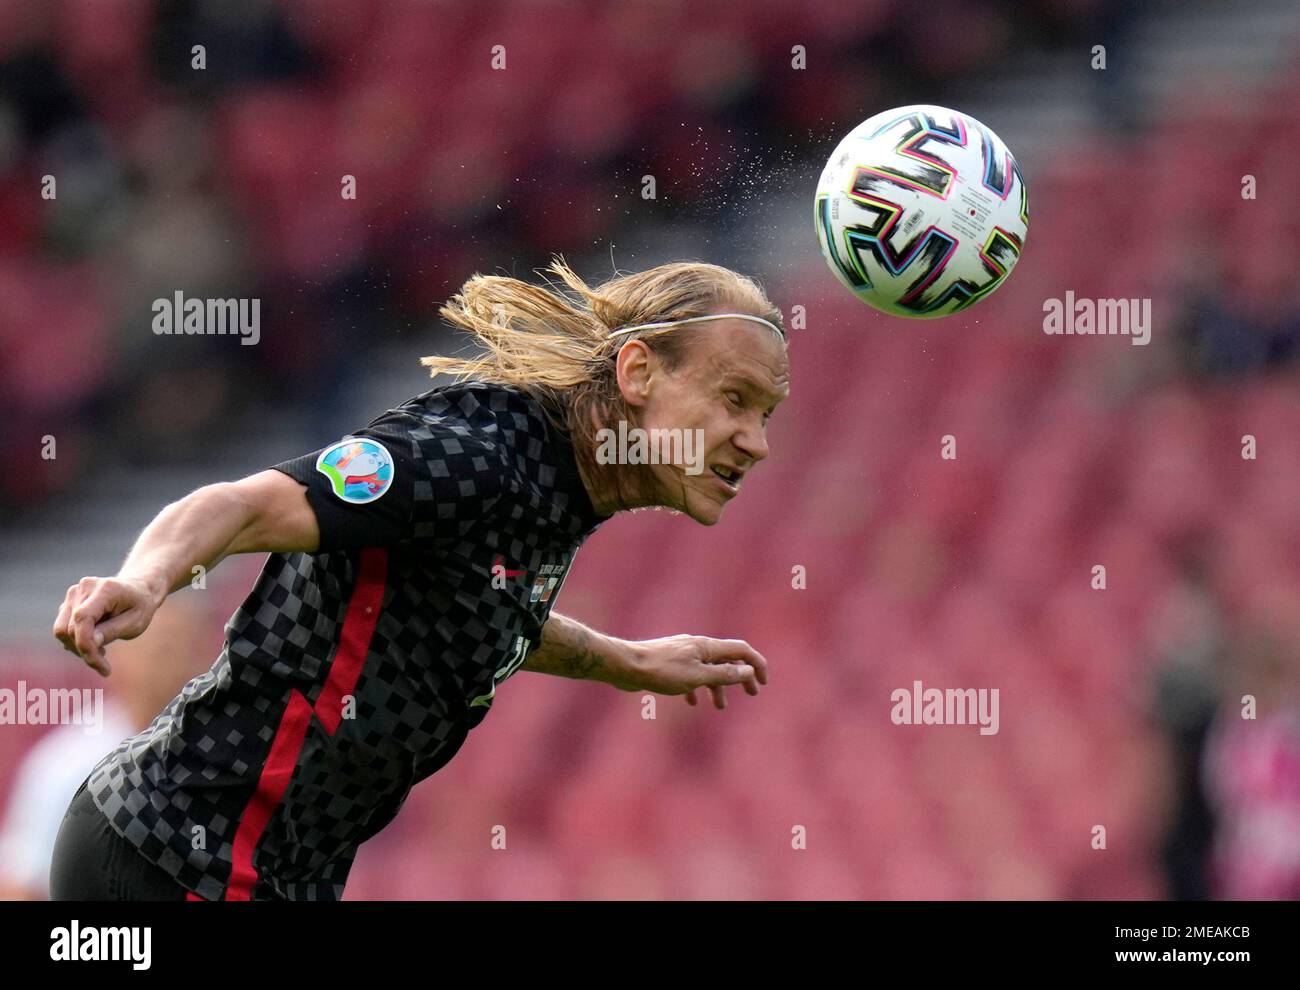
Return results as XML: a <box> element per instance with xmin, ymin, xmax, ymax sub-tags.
<box><xmin>48</xmin><ymin>258</ymin><xmax>790</xmax><ymax>901</ymax></box>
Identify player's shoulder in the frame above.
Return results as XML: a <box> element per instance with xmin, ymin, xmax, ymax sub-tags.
<box><xmin>385</xmin><ymin>380</ymin><xmax>554</xmax><ymax>454</ymax></box>
<box><xmin>344</xmin><ymin>382</ymin><xmax>564</xmax><ymax>505</ymax></box>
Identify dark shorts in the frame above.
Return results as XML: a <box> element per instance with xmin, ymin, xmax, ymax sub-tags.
<box><xmin>49</xmin><ymin>775</ymin><xmax>193</xmax><ymax>901</ymax></box>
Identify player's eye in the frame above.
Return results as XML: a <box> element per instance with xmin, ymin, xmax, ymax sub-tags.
<box><xmin>724</xmin><ymin>391</ymin><xmax>743</xmax><ymax>408</ymax></box>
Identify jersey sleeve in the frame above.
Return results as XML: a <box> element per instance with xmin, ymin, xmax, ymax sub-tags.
<box><xmin>269</xmin><ymin>412</ymin><xmax>509</xmax><ymax>553</ymax></box>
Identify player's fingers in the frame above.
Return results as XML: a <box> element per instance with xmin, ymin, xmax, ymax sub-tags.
<box><xmin>70</xmin><ymin>616</ymin><xmax>110</xmax><ymax>677</ymax></box>
<box><xmin>695</xmin><ymin>661</ymin><xmax>755</xmax><ymax>689</ymax></box>
<box><xmin>70</xmin><ymin>601</ymin><xmax>104</xmax><ymax>658</ymax></box>
<box><xmin>71</xmin><ymin>621</ymin><xmax>108</xmax><ymax>674</ymax></box>
<box><xmin>699</xmin><ymin>638</ymin><xmax>769</xmax><ymax>685</ymax></box>
<box><xmin>685</xmin><ymin>690</ymin><xmax>697</xmax><ymax>706</ymax></box>
<box><xmin>71</xmin><ymin>588</ymin><xmax>116</xmax><ymax>673</ymax></box>
<box><xmin>710</xmin><ymin>684</ymin><xmax>726</xmax><ymax>710</ymax></box>
<box><xmin>53</xmin><ymin>585</ymin><xmax>79</xmax><ymax>651</ymax></box>
<box><xmin>743</xmin><ymin>643</ymin><xmax>769</xmax><ymax>686</ymax></box>
<box><xmin>93</xmin><ymin>609</ymin><xmax>146</xmax><ymax>648</ymax></box>
<box><xmin>84</xmin><ymin>649</ymin><xmax>111</xmax><ymax>678</ymax></box>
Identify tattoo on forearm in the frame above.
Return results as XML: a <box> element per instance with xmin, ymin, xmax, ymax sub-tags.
<box><xmin>557</xmin><ymin>623</ymin><xmax>603</xmax><ymax>679</ymax></box>
<box><xmin>530</xmin><ymin>617</ymin><xmax>609</xmax><ymax>681</ymax></box>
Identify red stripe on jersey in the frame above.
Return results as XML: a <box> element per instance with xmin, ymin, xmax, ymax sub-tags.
<box><xmin>316</xmin><ymin>547</ymin><xmax>388</xmax><ymax>733</ymax></box>
<box><xmin>225</xmin><ymin>689</ymin><xmax>313</xmax><ymax>900</ymax></box>
<box><xmin>186</xmin><ymin>891</ymin><xmax>204</xmax><ymax>901</ymax></box>
<box><xmin>224</xmin><ymin>547</ymin><xmax>390</xmax><ymax>900</ymax></box>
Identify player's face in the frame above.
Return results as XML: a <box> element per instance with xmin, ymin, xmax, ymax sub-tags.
<box><xmin>635</xmin><ymin>318</ymin><xmax>790</xmax><ymax>525</ymax></box>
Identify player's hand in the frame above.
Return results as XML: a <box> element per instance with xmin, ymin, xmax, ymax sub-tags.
<box><xmin>53</xmin><ymin>576</ymin><xmax>159</xmax><ymax>677</ymax></box>
<box><xmin>622</xmin><ymin>634</ymin><xmax>768</xmax><ymax>710</ymax></box>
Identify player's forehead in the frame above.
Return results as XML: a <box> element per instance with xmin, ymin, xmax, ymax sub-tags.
<box><xmin>689</xmin><ymin>320</ymin><xmax>790</xmax><ymax>400</ymax></box>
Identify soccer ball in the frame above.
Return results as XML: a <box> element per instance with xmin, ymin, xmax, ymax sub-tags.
<box><xmin>814</xmin><ymin>104</ymin><xmax>1028</xmax><ymax>319</ymax></box>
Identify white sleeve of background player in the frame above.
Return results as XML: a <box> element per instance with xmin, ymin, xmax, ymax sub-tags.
<box><xmin>0</xmin><ymin>721</ymin><xmax>129</xmax><ymax>897</ymax></box>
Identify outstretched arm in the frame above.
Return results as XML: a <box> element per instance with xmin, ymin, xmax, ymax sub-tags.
<box><xmin>52</xmin><ymin>470</ymin><xmax>320</xmax><ymax>675</ymax></box>
<box><xmin>524</xmin><ymin>611</ymin><xmax>769</xmax><ymax>710</ymax></box>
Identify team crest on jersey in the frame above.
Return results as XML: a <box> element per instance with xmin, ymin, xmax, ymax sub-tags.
<box><xmin>529</xmin><ymin>564</ymin><xmax>564</xmax><ymax>604</ymax></box>
<box><xmin>315</xmin><ymin>438</ymin><xmax>395</xmax><ymax>504</ymax></box>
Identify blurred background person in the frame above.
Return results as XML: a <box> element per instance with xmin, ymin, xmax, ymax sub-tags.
<box><xmin>0</xmin><ymin>597</ymin><xmax>211</xmax><ymax>899</ymax></box>
<box><xmin>1150</xmin><ymin>539</ymin><xmax>1224</xmax><ymax>901</ymax></box>
<box><xmin>1202</xmin><ymin>594</ymin><xmax>1300</xmax><ymax>901</ymax></box>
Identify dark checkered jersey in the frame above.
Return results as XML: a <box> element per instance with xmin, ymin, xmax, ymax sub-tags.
<box><xmin>85</xmin><ymin>381</ymin><xmax>610</xmax><ymax>901</ymax></box>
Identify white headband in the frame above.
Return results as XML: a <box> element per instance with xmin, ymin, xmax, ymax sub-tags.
<box><xmin>607</xmin><ymin>312</ymin><xmax>786</xmax><ymax>342</ymax></box>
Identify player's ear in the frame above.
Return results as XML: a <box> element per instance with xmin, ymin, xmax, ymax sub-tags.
<box><xmin>613</xmin><ymin>340</ymin><xmax>655</xmax><ymax>408</ymax></box>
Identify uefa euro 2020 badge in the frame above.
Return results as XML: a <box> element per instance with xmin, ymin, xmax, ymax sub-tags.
<box><xmin>315</xmin><ymin>437</ymin><xmax>395</xmax><ymax>504</ymax></box>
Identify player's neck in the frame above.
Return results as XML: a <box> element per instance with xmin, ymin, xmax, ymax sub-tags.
<box><xmin>574</xmin><ymin>445</ymin><xmax>660</xmax><ymax>516</ymax></box>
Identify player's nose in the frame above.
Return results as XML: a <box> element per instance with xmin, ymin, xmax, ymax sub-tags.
<box><xmin>733</xmin><ymin>424</ymin><xmax>769</xmax><ymax>464</ymax></box>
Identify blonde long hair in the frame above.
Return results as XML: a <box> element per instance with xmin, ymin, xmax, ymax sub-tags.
<box><xmin>423</xmin><ymin>256</ymin><xmax>784</xmax><ymax>510</ymax></box>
